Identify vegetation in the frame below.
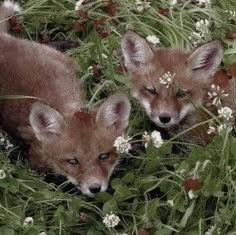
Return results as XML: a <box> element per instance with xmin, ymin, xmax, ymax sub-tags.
<box><xmin>0</xmin><ymin>0</ymin><xmax>236</xmax><ymax>234</ymax></box>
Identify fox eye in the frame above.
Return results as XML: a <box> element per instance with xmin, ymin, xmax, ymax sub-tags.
<box><xmin>66</xmin><ymin>158</ymin><xmax>79</xmax><ymax>165</ymax></box>
<box><xmin>98</xmin><ymin>153</ymin><xmax>110</xmax><ymax>160</ymax></box>
<box><xmin>176</xmin><ymin>89</ymin><xmax>191</xmax><ymax>98</ymax></box>
<box><xmin>145</xmin><ymin>87</ymin><xmax>157</xmax><ymax>95</ymax></box>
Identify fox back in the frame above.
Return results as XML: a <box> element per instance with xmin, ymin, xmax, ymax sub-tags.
<box><xmin>121</xmin><ymin>31</ymin><xmax>235</xmax><ymax>143</ymax></box>
<box><xmin>0</xmin><ymin>1</ymin><xmax>131</xmax><ymax>196</ymax></box>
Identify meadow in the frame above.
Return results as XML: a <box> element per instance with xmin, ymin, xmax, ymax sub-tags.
<box><xmin>0</xmin><ymin>0</ymin><xmax>236</xmax><ymax>234</ymax></box>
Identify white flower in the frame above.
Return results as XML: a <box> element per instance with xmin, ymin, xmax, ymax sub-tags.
<box><xmin>218</xmin><ymin>106</ymin><xmax>234</xmax><ymax>121</ymax></box>
<box><xmin>39</xmin><ymin>232</ymin><xmax>47</xmax><ymax>235</ymax></box>
<box><xmin>170</xmin><ymin>0</ymin><xmax>177</xmax><ymax>5</ymax></box>
<box><xmin>151</xmin><ymin>131</ymin><xmax>164</xmax><ymax>148</ymax></box>
<box><xmin>146</xmin><ymin>35</ymin><xmax>160</xmax><ymax>46</ymax></box>
<box><xmin>75</xmin><ymin>0</ymin><xmax>85</xmax><ymax>11</ymax></box>
<box><xmin>167</xmin><ymin>200</ymin><xmax>174</xmax><ymax>207</ymax></box>
<box><xmin>103</xmin><ymin>213</ymin><xmax>120</xmax><ymax>228</ymax></box>
<box><xmin>142</xmin><ymin>131</ymin><xmax>152</xmax><ymax>148</ymax></box>
<box><xmin>188</xmin><ymin>190</ymin><xmax>196</xmax><ymax>199</ymax></box>
<box><xmin>143</xmin><ymin>131</ymin><xmax>163</xmax><ymax>148</ymax></box>
<box><xmin>208</xmin><ymin>84</ymin><xmax>229</xmax><ymax>107</ymax></box>
<box><xmin>205</xmin><ymin>225</ymin><xmax>216</xmax><ymax>235</ymax></box>
<box><xmin>207</xmin><ymin>123</ymin><xmax>216</xmax><ymax>135</ymax></box>
<box><xmin>135</xmin><ymin>0</ymin><xmax>151</xmax><ymax>12</ymax></box>
<box><xmin>217</xmin><ymin>123</ymin><xmax>232</xmax><ymax>135</ymax></box>
<box><xmin>113</xmin><ymin>135</ymin><xmax>132</xmax><ymax>154</ymax></box>
<box><xmin>0</xmin><ymin>169</ymin><xmax>6</xmax><ymax>179</ymax></box>
<box><xmin>0</xmin><ymin>137</ymin><xmax>5</xmax><ymax>143</ymax></box>
<box><xmin>159</xmin><ymin>71</ymin><xmax>175</xmax><ymax>88</ymax></box>
<box><xmin>195</xmin><ymin>19</ymin><xmax>209</xmax><ymax>33</ymax></box>
<box><xmin>197</xmin><ymin>0</ymin><xmax>210</xmax><ymax>7</ymax></box>
<box><xmin>23</xmin><ymin>217</ymin><xmax>34</xmax><ymax>227</ymax></box>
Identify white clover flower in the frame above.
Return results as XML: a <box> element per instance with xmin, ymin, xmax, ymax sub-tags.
<box><xmin>197</xmin><ymin>0</ymin><xmax>210</xmax><ymax>7</ymax></box>
<box><xmin>103</xmin><ymin>213</ymin><xmax>120</xmax><ymax>228</ymax></box>
<box><xmin>23</xmin><ymin>217</ymin><xmax>34</xmax><ymax>227</ymax></box>
<box><xmin>146</xmin><ymin>35</ymin><xmax>160</xmax><ymax>46</ymax></box>
<box><xmin>195</xmin><ymin>19</ymin><xmax>210</xmax><ymax>40</ymax></box>
<box><xmin>218</xmin><ymin>106</ymin><xmax>234</xmax><ymax>121</ymax></box>
<box><xmin>0</xmin><ymin>169</ymin><xmax>6</xmax><ymax>179</ymax></box>
<box><xmin>208</xmin><ymin>84</ymin><xmax>229</xmax><ymax>107</ymax></box>
<box><xmin>135</xmin><ymin>0</ymin><xmax>151</xmax><ymax>12</ymax></box>
<box><xmin>39</xmin><ymin>232</ymin><xmax>47</xmax><ymax>235</ymax></box>
<box><xmin>113</xmin><ymin>135</ymin><xmax>132</xmax><ymax>154</ymax></box>
<box><xmin>217</xmin><ymin>123</ymin><xmax>233</xmax><ymax>135</ymax></box>
<box><xmin>0</xmin><ymin>137</ymin><xmax>5</xmax><ymax>143</ymax></box>
<box><xmin>205</xmin><ymin>225</ymin><xmax>216</xmax><ymax>235</ymax></box>
<box><xmin>207</xmin><ymin>123</ymin><xmax>216</xmax><ymax>135</ymax></box>
<box><xmin>170</xmin><ymin>0</ymin><xmax>177</xmax><ymax>5</ymax></box>
<box><xmin>74</xmin><ymin>0</ymin><xmax>85</xmax><ymax>11</ymax></box>
<box><xmin>142</xmin><ymin>131</ymin><xmax>152</xmax><ymax>148</ymax></box>
<box><xmin>159</xmin><ymin>71</ymin><xmax>175</xmax><ymax>88</ymax></box>
<box><xmin>151</xmin><ymin>131</ymin><xmax>164</xmax><ymax>148</ymax></box>
<box><xmin>188</xmin><ymin>190</ymin><xmax>196</xmax><ymax>199</ymax></box>
<box><xmin>167</xmin><ymin>200</ymin><xmax>174</xmax><ymax>207</ymax></box>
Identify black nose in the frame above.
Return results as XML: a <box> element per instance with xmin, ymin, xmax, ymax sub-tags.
<box><xmin>89</xmin><ymin>184</ymin><xmax>101</xmax><ymax>194</ymax></box>
<box><xmin>159</xmin><ymin>115</ymin><xmax>171</xmax><ymax>124</ymax></box>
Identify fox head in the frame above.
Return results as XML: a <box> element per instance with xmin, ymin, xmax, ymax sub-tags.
<box><xmin>121</xmin><ymin>31</ymin><xmax>224</xmax><ymax>128</ymax></box>
<box><xmin>28</xmin><ymin>93</ymin><xmax>131</xmax><ymax>197</ymax></box>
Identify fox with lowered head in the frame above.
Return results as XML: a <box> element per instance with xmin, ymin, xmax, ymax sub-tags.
<box><xmin>121</xmin><ymin>31</ymin><xmax>236</xmax><ymax>144</ymax></box>
<box><xmin>0</xmin><ymin>0</ymin><xmax>131</xmax><ymax>196</ymax></box>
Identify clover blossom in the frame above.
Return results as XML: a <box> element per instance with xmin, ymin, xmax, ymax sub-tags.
<box><xmin>142</xmin><ymin>130</ymin><xmax>163</xmax><ymax>148</ymax></box>
<box><xmin>23</xmin><ymin>217</ymin><xmax>34</xmax><ymax>227</ymax></box>
<box><xmin>146</xmin><ymin>35</ymin><xmax>160</xmax><ymax>46</ymax></box>
<box><xmin>74</xmin><ymin>0</ymin><xmax>85</xmax><ymax>11</ymax></box>
<box><xmin>103</xmin><ymin>213</ymin><xmax>120</xmax><ymax>228</ymax></box>
<box><xmin>113</xmin><ymin>135</ymin><xmax>132</xmax><ymax>154</ymax></box>
<box><xmin>135</xmin><ymin>0</ymin><xmax>151</xmax><ymax>12</ymax></box>
<box><xmin>159</xmin><ymin>71</ymin><xmax>175</xmax><ymax>88</ymax></box>
<box><xmin>208</xmin><ymin>84</ymin><xmax>229</xmax><ymax>107</ymax></box>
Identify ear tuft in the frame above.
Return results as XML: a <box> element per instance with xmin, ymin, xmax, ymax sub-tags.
<box><xmin>121</xmin><ymin>31</ymin><xmax>154</xmax><ymax>72</ymax></box>
<box><xmin>96</xmin><ymin>92</ymin><xmax>131</xmax><ymax>130</ymax></box>
<box><xmin>188</xmin><ymin>40</ymin><xmax>224</xmax><ymax>80</ymax></box>
<box><xmin>29</xmin><ymin>102</ymin><xmax>66</xmax><ymax>142</ymax></box>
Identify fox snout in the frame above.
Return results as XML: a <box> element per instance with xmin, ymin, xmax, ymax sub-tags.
<box><xmin>80</xmin><ymin>177</ymin><xmax>108</xmax><ymax>196</ymax></box>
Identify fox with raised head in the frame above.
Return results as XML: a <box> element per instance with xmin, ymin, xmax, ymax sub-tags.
<box><xmin>0</xmin><ymin>1</ymin><xmax>131</xmax><ymax>196</ymax></box>
<box><xmin>121</xmin><ymin>31</ymin><xmax>236</xmax><ymax>144</ymax></box>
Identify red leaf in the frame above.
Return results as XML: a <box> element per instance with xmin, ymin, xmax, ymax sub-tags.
<box><xmin>11</xmin><ymin>25</ymin><xmax>23</xmax><ymax>33</ymax></box>
<box><xmin>106</xmin><ymin>4</ymin><xmax>117</xmax><ymax>17</ymax></box>
<box><xmin>8</xmin><ymin>16</ymin><xmax>17</xmax><ymax>26</ymax></box>
<box><xmin>159</xmin><ymin>8</ymin><xmax>169</xmax><ymax>17</ymax></box>
<box><xmin>72</xmin><ymin>21</ymin><xmax>85</xmax><ymax>32</ymax></box>
<box><xmin>225</xmin><ymin>29</ymin><xmax>234</xmax><ymax>39</ymax></box>
<box><xmin>138</xmin><ymin>229</ymin><xmax>150</xmax><ymax>235</ymax></box>
<box><xmin>79</xmin><ymin>10</ymin><xmax>89</xmax><ymax>20</ymax></box>
<box><xmin>183</xmin><ymin>178</ymin><xmax>202</xmax><ymax>191</ymax></box>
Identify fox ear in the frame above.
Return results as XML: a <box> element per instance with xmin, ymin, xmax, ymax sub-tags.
<box><xmin>96</xmin><ymin>93</ymin><xmax>131</xmax><ymax>131</ymax></box>
<box><xmin>188</xmin><ymin>40</ymin><xmax>224</xmax><ymax>81</ymax></box>
<box><xmin>29</xmin><ymin>102</ymin><xmax>66</xmax><ymax>142</ymax></box>
<box><xmin>121</xmin><ymin>31</ymin><xmax>154</xmax><ymax>72</ymax></box>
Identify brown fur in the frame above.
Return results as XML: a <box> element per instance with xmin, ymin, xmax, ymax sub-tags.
<box><xmin>0</xmin><ymin>1</ymin><xmax>131</xmax><ymax>196</ymax></box>
<box><xmin>122</xmin><ymin>31</ymin><xmax>235</xmax><ymax>144</ymax></box>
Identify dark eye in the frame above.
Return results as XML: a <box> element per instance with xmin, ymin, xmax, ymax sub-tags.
<box><xmin>66</xmin><ymin>158</ymin><xmax>79</xmax><ymax>165</ymax></box>
<box><xmin>98</xmin><ymin>153</ymin><xmax>110</xmax><ymax>160</ymax></box>
<box><xmin>176</xmin><ymin>89</ymin><xmax>191</xmax><ymax>98</ymax></box>
<box><xmin>145</xmin><ymin>87</ymin><xmax>157</xmax><ymax>95</ymax></box>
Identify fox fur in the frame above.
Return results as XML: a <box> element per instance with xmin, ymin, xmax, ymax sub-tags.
<box><xmin>0</xmin><ymin>1</ymin><xmax>131</xmax><ymax>196</ymax></box>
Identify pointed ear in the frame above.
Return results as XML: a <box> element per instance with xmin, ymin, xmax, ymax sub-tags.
<box><xmin>29</xmin><ymin>102</ymin><xmax>66</xmax><ymax>142</ymax></box>
<box><xmin>96</xmin><ymin>93</ymin><xmax>131</xmax><ymax>131</ymax></box>
<box><xmin>187</xmin><ymin>40</ymin><xmax>224</xmax><ymax>81</ymax></box>
<box><xmin>121</xmin><ymin>31</ymin><xmax>154</xmax><ymax>72</ymax></box>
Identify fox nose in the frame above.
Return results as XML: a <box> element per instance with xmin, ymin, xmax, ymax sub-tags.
<box><xmin>159</xmin><ymin>115</ymin><xmax>171</xmax><ymax>124</ymax></box>
<box><xmin>89</xmin><ymin>184</ymin><xmax>101</xmax><ymax>194</ymax></box>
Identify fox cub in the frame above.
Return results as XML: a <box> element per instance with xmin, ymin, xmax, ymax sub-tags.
<box><xmin>0</xmin><ymin>1</ymin><xmax>131</xmax><ymax>196</ymax></box>
<box><xmin>121</xmin><ymin>31</ymin><xmax>236</xmax><ymax>144</ymax></box>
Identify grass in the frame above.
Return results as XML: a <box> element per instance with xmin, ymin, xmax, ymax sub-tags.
<box><xmin>1</xmin><ymin>0</ymin><xmax>236</xmax><ymax>234</ymax></box>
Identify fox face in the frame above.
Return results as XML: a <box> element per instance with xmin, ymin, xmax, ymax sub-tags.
<box><xmin>28</xmin><ymin>93</ymin><xmax>131</xmax><ymax>197</ymax></box>
<box><xmin>121</xmin><ymin>31</ymin><xmax>224</xmax><ymax>129</ymax></box>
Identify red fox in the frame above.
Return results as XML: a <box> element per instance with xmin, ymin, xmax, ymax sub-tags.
<box><xmin>121</xmin><ymin>31</ymin><xmax>235</xmax><ymax>144</ymax></box>
<box><xmin>0</xmin><ymin>1</ymin><xmax>131</xmax><ymax>196</ymax></box>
